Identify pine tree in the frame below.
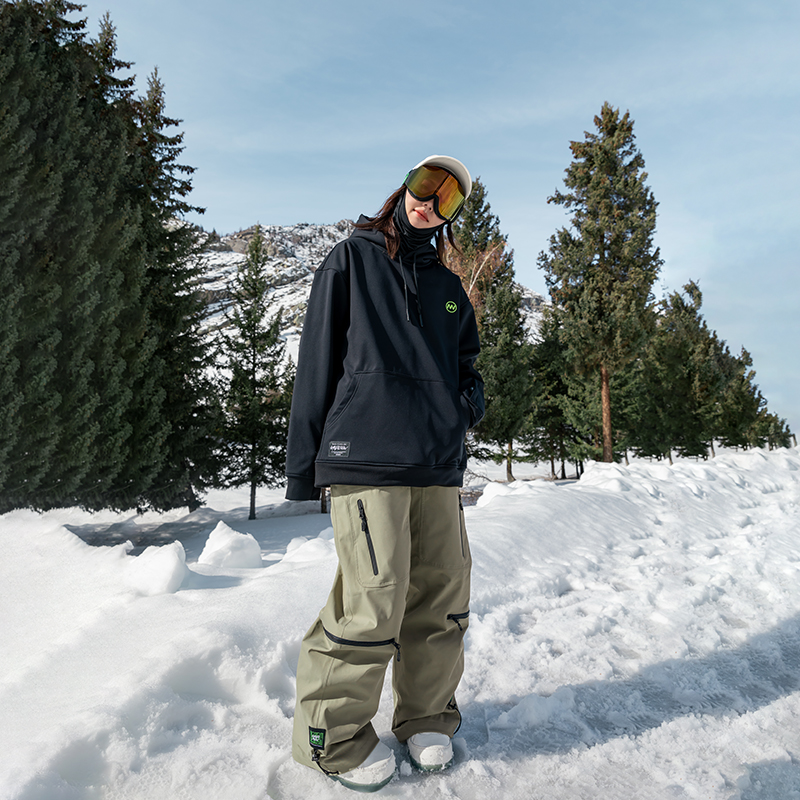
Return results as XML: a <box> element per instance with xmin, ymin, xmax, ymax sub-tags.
<box><xmin>624</xmin><ymin>284</ymin><xmax>713</xmax><ymax>462</ymax></box>
<box><xmin>758</xmin><ymin>412</ymin><xmax>793</xmax><ymax>450</ymax></box>
<box><xmin>77</xmin><ymin>13</ymin><xmax>161</xmax><ymax>510</ymax></box>
<box><xmin>471</xmin><ymin>281</ymin><xmax>535</xmax><ymax>481</ymax></box>
<box><xmin>0</xmin><ymin>2</ymin><xmax>212</xmax><ymax>512</ymax></box>
<box><xmin>220</xmin><ymin>226</ymin><xmax>293</xmax><ymax>519</ymax></box>
<box><xmin>712</xmin><ymin>346</ymin><xmax>767</xmax><ymax>450</ymax></box>
<box><xmin>522</xmin><ymin>311</ymin><xmax>583</xmax><ymax>478</ymax></box>
<box><xmin>0</xmin><ymin>0</ymin><xmax>140</xmax><ymax>509</ymax></box>
<box><xmin>123</xmin><ymin>69</ymin><xmax>218</xmax><ymax>512</ymax></box>
<box><xmin>449</xmin><ymin>177</ymin><xmax>514</xmax><ymax>325</ymax></box>
<box><xmin>539</xmin><ymin>103</ymin><xmax>663</xmax><ymax>462</ymax></box>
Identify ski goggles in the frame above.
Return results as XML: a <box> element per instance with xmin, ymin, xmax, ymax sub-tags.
<box><xmin>403</xmin><ymin>165</ymin><xmax>467</xmax><ymax>222</ymax></box>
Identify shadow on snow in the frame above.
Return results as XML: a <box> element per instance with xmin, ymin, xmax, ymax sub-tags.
<box><xmin>462</xmin><ymin>613</ymin><xmax>800</xmax><ymax>760</ymax></box>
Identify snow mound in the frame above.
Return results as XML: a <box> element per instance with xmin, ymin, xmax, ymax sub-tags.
<box><xmin>198</xmin><ymin>521</ymin><xmax>263</xmax><ymax>568</ymax></box>
<box><xmin>476</xmin><ymin>479</ymin><xmax>553</xmax><ymax>507</ymax></box>
<box><xmin>125</xmin><ymin>541</ymin><xmax>188</xmax><ymax>595</ymax></box>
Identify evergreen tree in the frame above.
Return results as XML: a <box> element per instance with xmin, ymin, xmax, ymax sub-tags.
<box><xmin>471</xmin><ymin>281</ymin><xmax>535</xmax><ymax>481</ymax></box>
<box><xmin>625</xmin><ymin>283</ymin><xmax>713</xmax><ymax>461</ymax></box>
<box><xmin>0</xmin><ymin>2</ymin><xmax>213</xmax><ymax>512</ymax></box>
<box><xmin>449</xmin><ymin>177</ymin><xmax>514</xmax><ymax>325</ymax></box>
<box><xmin>758</xmin><ymin>411</ymin><xmax>793</xmax><ymax>450</ymax></box>
<box><xmin>539</xmin><ymin>103</ymin><xmax>663</xmax><ymax>462</ymax></box>
<box><xmin>220</xmin><ymin>226</ymin><xmax>293</xmax><ymax>519</ymax></box>
<box><xmin>522</xmin><ymin>311</ymin><xmax>583</xmax><ymax>478</ymax></box>
<box><xmin>121</xmin><ymin>69</ymin><xmax>218</xmax><ymax>512</ymax></box>
<box><xmin>712</xmin><ymin>346</ymin><xmax>767</xmax><ymax>450</ymax></box>
<box><xmin>0</xmin><ymin>0</ymin><xmax>142</xmax><ymax>509</ymax></box>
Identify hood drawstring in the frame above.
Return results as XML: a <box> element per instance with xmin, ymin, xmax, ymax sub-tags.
<box><xmin>392</xmin><ymin>194</ymin><xmax>443</xmax><ymax>327</ymax></box>
<box><xmin>412</xmin><ymin>256</ymin><xmax>424</xmax><ymax>327</ymax></box>
<box><xmin>397</xmin><ymin>252</ymin><xmax>425</xmax><ymax>328</ymax></box>
<box><xmin>399</xmin><ymin>253</ymin><xmax>410</xmax><ymax>322</ymax></box>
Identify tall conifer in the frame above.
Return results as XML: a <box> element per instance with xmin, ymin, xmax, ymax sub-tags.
<box><xmin>0</xmin><ymin>0</ymin><xmax>136</xmax><ymax>508</ymax></box>
<box><xmin>0</xmin><ymin>2</ymin><xmax>212</xmax><ymax>511</ymax></box>
<box><xmin>220</xmin><ymin>226</ymin><xmax>293</xmax><ymax>519</ymax></box>
<box><xmin>539</xmin><ymin>103</ymin><xmax>662</xmax><ymax>462</ymax></box>
<box><xmin>471</xmin><ymin>281</ymin><xmax>535</xmax><ymax>480</ymax></box>
<box><xmin>449</xmin><ymin>177</ymin><xmax>514</xmax><ymax>325</ymax></box>
<box><xmin>523</xmin><ymin>311</ymin><xmax>581</xmax><ymax>478</ymax></box>
<box><xmin>121</xmin><ymin>69</ymin><xmax>218</xmax><ymax>511</ymax></box>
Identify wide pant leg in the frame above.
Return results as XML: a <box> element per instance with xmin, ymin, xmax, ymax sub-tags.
<box><xmin>291</xmin><ymin>485</ymin><xmax>470</xmax><ymax>775</ymax></box>
<box><xmin>392</xmin><ymin>486</ymin><xmax>471</xmax><ymax>742</ymax></box>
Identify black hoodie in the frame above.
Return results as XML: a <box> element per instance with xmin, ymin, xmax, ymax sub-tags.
<box><xmin>285</xmin><ymin>217</ymin><xmax>484</xmax><ymax>500</ymax></box>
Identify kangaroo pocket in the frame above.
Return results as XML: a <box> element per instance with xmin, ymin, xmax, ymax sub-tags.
<box><xmin>321</xmin><ymin>371</ymin><xmax>466</xmax><ymax>467</ymax></box>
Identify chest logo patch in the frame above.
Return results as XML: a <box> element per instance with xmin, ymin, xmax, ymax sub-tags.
<box><xmin>445</xmin><ymin>301</ymin><xmax>458</xmax><ymax>313</ymax></box>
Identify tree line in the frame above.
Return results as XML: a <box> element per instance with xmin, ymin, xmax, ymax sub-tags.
<box><xmin>0</xmin><ymin>1</ymin><xmax>293</xmax><ymax>516</ymax></box>
<box><xmin>457</xmin><ymin>103</ymin><xmax>793</xmax><ymax>480</ymax></box>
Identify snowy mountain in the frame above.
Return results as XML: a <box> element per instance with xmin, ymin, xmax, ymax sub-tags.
<box><xmin>196</xmin><ymin>222</ymin><xmax>547</xmax><ymax>359</ymax></box>
<box><xmin>197</xmin><ymin>221</ymin><xmax>353</xmax><ymax>360</ymax></box>
<box><xmin>2</xmin><ymin>448</ymin><xmax>799</xmax><ymax>798</ymax></box>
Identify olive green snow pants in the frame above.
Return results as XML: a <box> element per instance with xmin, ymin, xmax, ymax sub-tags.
<box><xmin>291</xmin><ymin>485</ymin><xmax>471</xmax><ymax>775</ymax></box>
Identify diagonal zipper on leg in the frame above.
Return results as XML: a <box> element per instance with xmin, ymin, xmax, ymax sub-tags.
<box><xmin>323</xmin><ymin>625</ymin><xmax>402</xmax><ymax>661</ymax></box>
<box><xmin>357</xmin><ymin>498</ymin><xmax>379</xmax><ymax>576</ymax></box>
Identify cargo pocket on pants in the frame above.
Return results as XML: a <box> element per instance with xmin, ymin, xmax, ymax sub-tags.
<box><xmin>417</xmin><ymin>489</ymin><xmax>470</xmax><ymax>570</ymax></box>
<box><xmin>331</xmin><ymin>489</ymin><xmax>401</xmax><ymax>589</ymax></box>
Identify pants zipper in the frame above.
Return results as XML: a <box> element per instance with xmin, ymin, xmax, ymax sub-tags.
<box><xmin>312</xmin><ymin>749</ymin><xmax>337</xmax><ymax>775</ymax></box>
<box><xmin>447</xmin><ymin>611</ymin><xmax>470</xmax><ymax>631</ymax></box>
<box><xmin>458</xmin><ymin>495</ymin><xmax>465</xmax><ymax>558</ymax></box>
<box><xmin>323</xmin><ymin>625</ymin><xmax>402</xmax><ymax>661</ymax></box>
<box><xmin>447</xmin><ymin>695</ymin><xmax>462</xmax><ymax>735</ymax></box>
<box><xmin>357</xmin><ymin>498</ymin><xmax>379</xmax><ymax>576</ymax></box>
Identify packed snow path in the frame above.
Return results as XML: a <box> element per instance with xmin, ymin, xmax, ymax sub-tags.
<box><xmin>1</xmin><ymin>449</ymin><xmax>799</xmax><ymax>799</ymax></box>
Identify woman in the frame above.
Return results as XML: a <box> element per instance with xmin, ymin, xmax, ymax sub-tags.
<box><xmin>286</xmin><ymin>155</ymin><xmax>484</xmax><ymax>792</ymax></box>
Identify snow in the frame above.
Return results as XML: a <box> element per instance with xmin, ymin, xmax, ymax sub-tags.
<box><xmin>125</xmin><ymin>541</ymin><xmax>189</xmax><ymax>596</ymax></box>
<box><xmin>1</xmin><ymin>448</ymin><xmax>799</xmax><ymax>799</ymax></box>
<box><xmin>197</xmin><ymin>522</ymin><xmax>263</xmax><ymax>570</ymax></box>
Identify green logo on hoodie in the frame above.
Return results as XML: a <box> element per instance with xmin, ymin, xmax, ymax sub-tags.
<box><xmin>445</xmin><ymin>301</ymin><xmax>458</xmax><ymax>313</ymax></box>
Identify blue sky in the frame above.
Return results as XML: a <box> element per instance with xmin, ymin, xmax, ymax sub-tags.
<box><xmin>79</xmin><ymin>0</ymin><xmax>799</xmax><ymax>437</ymax></box>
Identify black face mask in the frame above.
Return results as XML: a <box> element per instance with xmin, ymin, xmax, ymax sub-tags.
<box><xmin>393</xmin><ymin>192</ymin><xmax>445</xmax><ymax>255</ymax></box>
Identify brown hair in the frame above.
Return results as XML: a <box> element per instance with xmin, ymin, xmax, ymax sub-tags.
<box><xmin>354</xmin><ymin>186</ymin><xmax>460</xmax><ymax>267</ymax></box>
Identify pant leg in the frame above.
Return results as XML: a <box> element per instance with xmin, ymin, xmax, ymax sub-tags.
<box><xmin>391</xmin><ymin>485</ymin><xmax>471</xmax><ymax>742</ymax></box>
<box><xmin>292</xmin><ymin>485</ymin><xmax>412</xmax><ymax>774</ymax></box>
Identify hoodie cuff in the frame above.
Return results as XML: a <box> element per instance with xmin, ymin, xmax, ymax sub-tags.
<box><xmin>286</xmin><ymin>476</ymin><xmax>321</xmax><ymax>501</ymax></box>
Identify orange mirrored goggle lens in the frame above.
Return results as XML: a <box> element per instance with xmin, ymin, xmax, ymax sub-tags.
<box><xmin>404</xmin><ymin>165</ymin><xmax>466</xmax><ymax>221</ymax></box>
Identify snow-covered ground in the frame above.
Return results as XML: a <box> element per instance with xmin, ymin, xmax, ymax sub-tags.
<box><xmin>2</xmin><ymin>449</ymin><xmax>799</xmax><ymax>799</ymax></box>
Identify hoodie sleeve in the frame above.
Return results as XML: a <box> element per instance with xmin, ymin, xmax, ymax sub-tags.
<box><xmin>457</xmin><ymin>287</ymin><xmax>485</xmax><ymax>429</ymax></box>
<box><xmin>285</xmin><ymin>253</ymin><xmax>350</xmax><ymax>500</ymax></box>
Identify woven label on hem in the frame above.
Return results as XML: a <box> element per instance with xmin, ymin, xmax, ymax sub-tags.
<box><xmin>328</xmin><ymin>441</ymin><xmax>350</xmax><ymax>458</ymax></box>
<box><xmin>309</xmin><ymin>727</ymin><xmax>326</xmax><ymax>749</ymax></box>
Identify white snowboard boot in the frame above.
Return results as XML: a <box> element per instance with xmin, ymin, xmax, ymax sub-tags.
<box><xmin>332</xmin><ymin>741</ymin><xmax>396</xmax><ymax>792</ymax></box>
<box><xmin>407</xmin><ymin>732</ymin><xmax>454</xmax><ymax>772</ymax></box>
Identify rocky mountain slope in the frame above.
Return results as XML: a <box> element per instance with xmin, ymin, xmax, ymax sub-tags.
<box><xmin>196</xmin><ymin>222</ymin><xmax>547</xmax><ymax>359</ymax></box>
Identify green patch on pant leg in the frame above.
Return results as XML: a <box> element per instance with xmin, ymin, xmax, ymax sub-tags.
<box><xmin>309</xmin><ymin>727</ymin><xmax>326</xmax><ymax>749</ymax></box>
